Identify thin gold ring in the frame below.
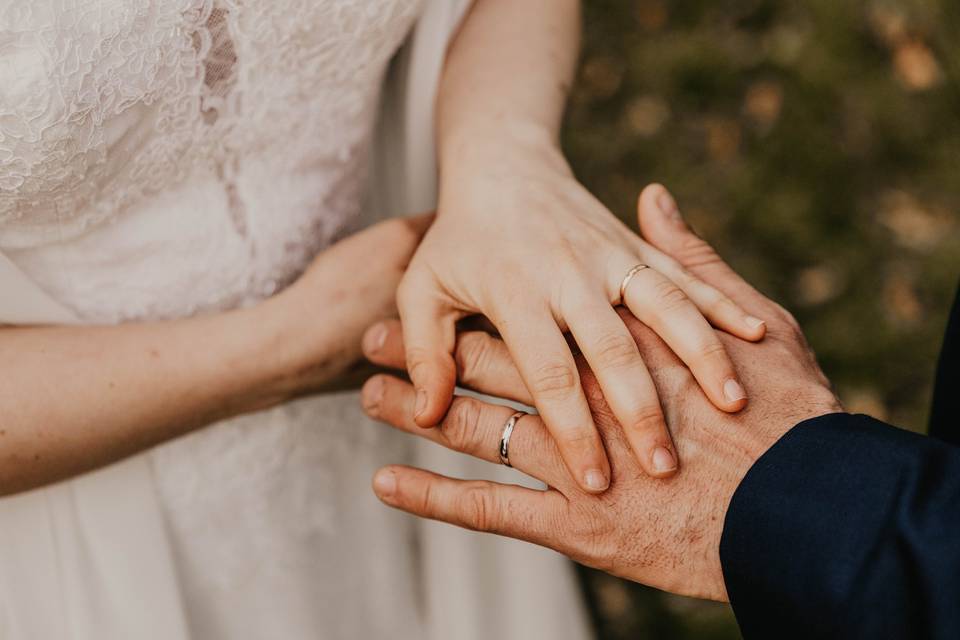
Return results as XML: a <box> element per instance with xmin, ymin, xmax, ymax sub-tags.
<box><xmin>617</xmin><ymin>263</ymin><xmax>651</xmax><ymax>305</ymax></box>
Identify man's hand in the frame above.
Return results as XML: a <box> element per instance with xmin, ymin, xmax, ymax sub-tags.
<box><xmin>360</xmin><ymin>185</ymin><xmax>842</xmax><ymax>601</ymax></box>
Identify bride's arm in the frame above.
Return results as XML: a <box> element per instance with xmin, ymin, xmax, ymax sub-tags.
<box><xmin>0</xmin><ymin>215</ymin><xmax>430</xmax><ymax>496</ymax></box>
<box><xmin>438</xmin><ymin>0</ymin><xmax>580</xmax><ymax>156</ymax></box>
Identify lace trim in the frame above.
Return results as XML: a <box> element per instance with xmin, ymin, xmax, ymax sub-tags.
<box><xmin>0</xmin><ymin>0</ymin><xmax>423</xmax><ymax>250</ymax></box>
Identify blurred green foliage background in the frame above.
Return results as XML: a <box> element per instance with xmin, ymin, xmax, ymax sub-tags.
<box><xmin>564</xmin><ymin>1</ymin><xmax>960</xmax><ymax>637</ymax></box>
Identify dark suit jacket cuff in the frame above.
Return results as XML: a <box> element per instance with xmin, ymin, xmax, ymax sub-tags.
<box><xmin>718</xmin><ymin>412</ymin><xmax>930</xmax><ymax>637</ymax></box>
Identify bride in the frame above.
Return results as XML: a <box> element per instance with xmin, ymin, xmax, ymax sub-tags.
<box><xmin>0</xmin><ymin>0</ymin><xmax>764</xmax><ymax>637</ymax></box>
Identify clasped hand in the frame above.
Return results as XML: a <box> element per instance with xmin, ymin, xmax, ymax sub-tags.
<box><xmin>361</xmin><ymin>187</ymin><xmax>841</xmax><ymax>601</ymax></box>
<box><xmin>398</xmin><ymin>156</ymin><xmax>767</xmax><ymax>491</ymax></box>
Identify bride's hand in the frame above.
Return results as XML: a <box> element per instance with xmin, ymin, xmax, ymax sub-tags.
<box><xmin>361</xmin><ymin>203</ymin><xmax>840</xmax><ymax>601</ymax></box>
<box><xmin>398</xmin><ymin>168</ymin><xmax>766</xmax><ymax>490</ymax></box>
<box><xmin>256</xmin><ymin>214</ymin><xmax>432</xmax><ymax>399</ymax></box>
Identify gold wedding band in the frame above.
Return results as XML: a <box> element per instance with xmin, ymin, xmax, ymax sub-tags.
<box><xmin>617</xmin><ymin>264</ymin><xmax>651</xmax><ymax>305</ymax></box>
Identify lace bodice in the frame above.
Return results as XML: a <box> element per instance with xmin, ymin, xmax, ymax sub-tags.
<box><xmin>0</xmin><ymin>5</ymin><xmax>597</xmax><ymax>639</ymax></box>
<box><xmin>0</xmin><ymin>0</ymin><xmax>423</xmax><ymax>321</ymax></box>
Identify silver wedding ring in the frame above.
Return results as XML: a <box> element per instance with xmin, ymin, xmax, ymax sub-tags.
<box><xmin>499</xmin><ymin>411</ymin><xmax>527</xmax><ymax>467</ymax></box>
<box><xmin>617</xmin><ymin>263</ymin><xmax>651</xmax><ymax>305</ymax></box>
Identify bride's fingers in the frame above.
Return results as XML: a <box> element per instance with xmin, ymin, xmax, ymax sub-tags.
<box><xmin>396</xmin><ymin>274</ymin><xmax>460</xmax><ymax>427</ymax></box>
<box><xmin>494</xmin><ymin>309</ymin><xmax>611</xmax><ymax>493</ymax></box>
<box><xmin>633</xmin><ymin>189</ymin><xmax>765</xmax><ymax>341</ymax></box>
<box><xmin>621</xmin><ymin>266</ymin><xmax>748</xmax><ymax>413</ymax></box>
<box><xmin>372</xmin><ymin>465</ymin><xmax>567</xmax><ymax>547</ymax></box>
<box><xmin>361</xmin><ymin>375</ymin><xmax>572</xmax><ymax>491</ymax></box>
<box><xmin>565</xmin><ymin>302</ymin><xmax>678</xmax><ymax>477</ymax></box>
<box><xmin>363</xmin><ymin>320</ymin><xmax>532</xmax><ymax>405</ymax></box>
<box><xmin>638</xmin><ymin>245</ymin><xmax>766</xmax><ymax>342</ymax></box>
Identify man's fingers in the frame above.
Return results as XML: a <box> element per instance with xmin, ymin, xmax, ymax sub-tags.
<box><xmin>495</xmin><ymin>309</ymin><xmax>611</xmax><ymax>493</ymax></box>
<box><xmin>396</xmin><ymin>275</ymin><xmax>459</xmax><ymax>427</ymax></box>
<box><xmin>454</xmin><ymin>331</ymin><xmax>532</xmax><ymax>404</ymax></box>
<box><xmin>372</xmin><ymin>465</ymin><xmax>566</xmax><ymax>547</ymax></box>
<box><xmin>363</xmin><ymin>320</ymin><xmax>532</xmax><ymax>405</ymax></box>
<box><xmin>565</xmin><ymin>302</ymin><xmax>678</xmax><ymax>478</ymax></box>
<box><xmin>361</xmin><ymin>375</ymin><xmax>572</xmax><ymax>490</ymax></box>
<box><xmin>636</xmin><ymin>184</ymin><xmax>763</xmax><ymax>309</ymax></box>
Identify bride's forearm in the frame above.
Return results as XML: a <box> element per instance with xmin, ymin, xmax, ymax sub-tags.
<box><xmin>437</xmin><ymin>0</ymin><xmax>581</xmax><ymax>174</ymax></box>
<box><xmin>0</xmin><ymin>212</ymin><xmax>430</xmax><ymax>495</ymax></box>
<box><xmin>0</xmin><ymin>297</ymin><xmax>341</xmax><ymax>496</ymax></box>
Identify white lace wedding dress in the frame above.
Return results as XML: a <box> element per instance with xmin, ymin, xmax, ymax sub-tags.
<box><xmin>0</xmin><ymin>1</ymin><xmax>592</xmax><ymax>638</ymax></box>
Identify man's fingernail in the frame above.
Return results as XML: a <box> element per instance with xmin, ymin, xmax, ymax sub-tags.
<box><xmin>373</xmin><ymin>469</ymin><xmax>397</xmax><ymax>499</ymax></box>
<box><xmin>656</xmin><ymin>190</ymin><xmax>683</xmax><ymax>224</ymax></box>
<box><xmin>652</xmin><ymin>447</ymin><xmax>677</xmax><ymax>474</ymax></box>
<box><xmin>745</xmin><ymin>316</ymin><xmax>766</xmax><ymax>330</ymax></box>
<box><xmin>414</xmin><ymin>389</ymin><xmax>428</xmax><ymax>418</ymax></box>
<box><xmin>583</xmin><ymin>469</ymin><xmax>609</xmax><ymax>492</ymax></box>
<box><xmin>363</xmin><ymin>324</ymin><xmax>388</xmax><ymax>354</ymax></box>
<box><xmin>724</xmin><ymin>379</ymin><xmax>748</xmax><ymax>402</ymax></box>
<box><xmin>362</xmin><ymin>377</ymin><xmax>385</xmax><ymax>416</ymax></box>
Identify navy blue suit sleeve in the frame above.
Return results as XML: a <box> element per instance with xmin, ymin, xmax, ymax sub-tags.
<box><xmin>720</xmin><ymin>413</ymin><xmax>960</xmax><ymax>639</ymax></box>
<box><xmin>929</xmin><ymin>283</ymin><xmax>960</xmax><ymax>445</ymax></box>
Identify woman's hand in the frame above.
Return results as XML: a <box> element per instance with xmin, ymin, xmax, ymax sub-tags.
<box><xmin>398</xmin><ymin>174</ymin><xmax>766</xmax><ymax>491</ymax></box>
<box><xmin>361</xmin><ymin>199</ymin><xmax>841</xmax><ymax>601</ymax></box>
<box><xmin>255</xmin><ymin>214</ymin><xmax>433</xmax><ymax>402</ymax></box>
<box><xmin>0</xmin><ymin>214</ymin><xmax>433</xmax><ymax>495</ymax></box>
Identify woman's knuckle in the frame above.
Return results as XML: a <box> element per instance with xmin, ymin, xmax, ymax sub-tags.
<box><xmin>696</xmin><ymin>340</ymin><xmax>729</xmax><ymax>363</ymax></box>
<box><xmin>556</xmin><ymin>277</ymin><xmax>594</xmax><ymax>314</ymax></box>
<box><xmin>655</xmin><ymin>280</ymin><xmax>690</xmax><ymax>311</ymax></box>
<box><xmin>714</xmin><ymin>295</ymin><xmax>739</xmax><ymax>316</ymax></box>
<box><xmin>630</xmin><ymin>406</ymin><xmax>666</xmax><ymax>433</ymax></box>
<box><xmin>529</xmin><ymin>362</ymin><xmax>578</xmax><ymax>399</ymax></box>
<box><xmin>593</xmin><ymin>332</ymin><xmax>639</xmax><ymax>370</ymax></box>
<box><xmin>561</xmin><ymin>428</ymin><xmax>599</xmax><ymax>456</ymax></box>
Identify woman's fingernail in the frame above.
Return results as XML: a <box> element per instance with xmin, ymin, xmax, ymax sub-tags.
<box><xmin>652</xmin><ymin>447</ymin><xmax>678</xmax><ymax>474</ymax></box>
<box><xmin>362</xmin><ymin>377</ymin><xmax>385</xmax><ymax>416</ymax></box>
<box><xmin>414</xmin><ymin>389</ymin><xmax>428</xmax><ymax>418</ymax></box>
<box><xmin>583</xmin><ymin>469</ymin><xmax>609</xmax><ymax>492</ymax></box>
<box><xmin>745</xmin><ymin>316</ymin><xmax>766</xmax><ymax>330</ymax></box>
<box><xmin>724</xmin><ymin>379</ymin><xmax>748</xmax><ymax>402</ymax></box>
<box><xmin>363</xmin><ymin>324</ymin><xmax>388</xmax><ymax>354</ymax></box>
<box><xmin>656</xmin><ymin>190</ymin><xmax>683</xmax><ymax>224</ymax></box>
<box><xmin>373</xmin><ymin>469</ymin><xmax>397</xmax><ymax>499</ymax></box>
